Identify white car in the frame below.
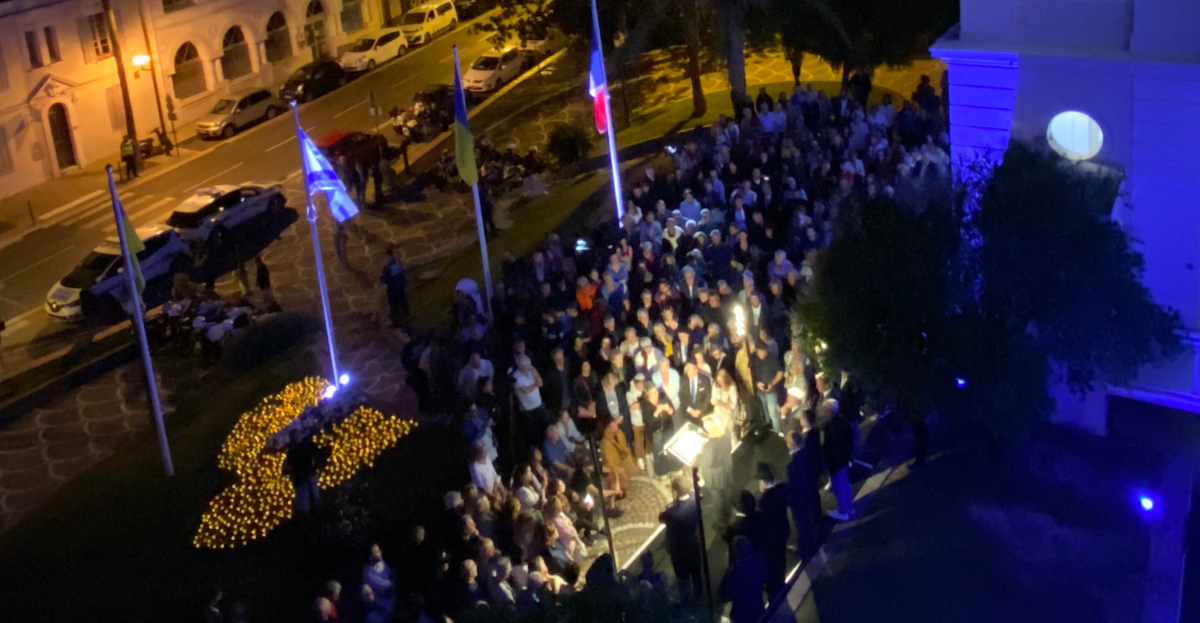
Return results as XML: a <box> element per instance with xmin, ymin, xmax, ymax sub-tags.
<box><xmin>165</xmin><ymin>184</ymin><xmax>285</xmax><ymax>246</ymax></box>
<box><xmin>517</xmin><ymin>28</ymin><xmax>566</xmax><ymax>57</ymax></box>
<box><xmin>399</xmin><ymin>0</ymin><xmax>458</xmax><ymax>45</ymax></box>
<box><xmin>463</xmin><ymin>49</ymin><xmax>523</xmax><ymax>92</ymax></box>
<box><xmin>339</xmin><ymin>28</ymin><xmax>408</xmax><ymax>73</ymax></box>
<box><xmin>45</xmin><ymin>226</ymin><xmax>189</xmax><ymax>321</ymax></box>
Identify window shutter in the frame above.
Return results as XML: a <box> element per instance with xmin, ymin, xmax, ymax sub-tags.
<box><xmin>78</xmin><ymin>17</ymin><xmax>96</xmax><ymax>64</ymax></box>
<box><xmin>0</xmin><ymin>41</ymin><xmax>10</xmax><ymax>91</ymax></box>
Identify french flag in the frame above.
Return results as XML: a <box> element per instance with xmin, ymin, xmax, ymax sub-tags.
<box><xmin>587</xmin><ymin>0</ymin><xmax>609</xmax><ymax>135</ymax></box>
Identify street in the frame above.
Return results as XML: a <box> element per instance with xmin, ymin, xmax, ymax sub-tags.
<box><xmin>0</xmin><ymin>20</ymin><xmax>497</xmax><ymax>358</ymax></box>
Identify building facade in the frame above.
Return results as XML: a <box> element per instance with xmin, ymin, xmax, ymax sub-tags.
<box><xmin>0</xmin><ymin>0</ymin><xmax>406</xmax><ymax>199</ymax></box>
<box><xmin>932</xmin><ymin>0</ymin><xmax>1200</xmax><ymax>416</ymax></box>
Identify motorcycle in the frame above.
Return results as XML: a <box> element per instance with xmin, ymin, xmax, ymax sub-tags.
<box><xmin>138</xmin><ymin>128</ymin><xmax>174</xmax><ymax>159</ymax></box>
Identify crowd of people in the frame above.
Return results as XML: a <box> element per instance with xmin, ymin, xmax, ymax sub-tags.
<box><xmin>205</xmin><ymin>74</ymin><xmax>948</xmax><ymax>623</ymax></box>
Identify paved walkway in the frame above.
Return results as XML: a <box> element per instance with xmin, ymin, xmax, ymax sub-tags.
<box><xmin>0</xmin><ymin>47</ymin><xmax>946</xmax><ymax>535</ymax></box>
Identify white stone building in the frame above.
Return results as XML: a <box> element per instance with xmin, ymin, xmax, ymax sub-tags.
<box><xmin>0</xmin><ymin>0</ymin><xmax>405</xmax><ymax>198</ymax></box>
<box><xmin>932</xmin><ymin>0</ymin><xmax>1200</xmax><ymax>418</ymax></box>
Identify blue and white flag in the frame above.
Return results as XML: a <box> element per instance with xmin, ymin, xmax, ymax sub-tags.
<box><xmin>299</xmin><ymin>130</ymin><xmax>359</xmax><ymax>223</ymax></box>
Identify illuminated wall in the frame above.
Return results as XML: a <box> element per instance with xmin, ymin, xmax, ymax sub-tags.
<box><xmin>934</xmin><ymin>1</ymin><xmax>1200</xmax><ymax>413</ymax></box>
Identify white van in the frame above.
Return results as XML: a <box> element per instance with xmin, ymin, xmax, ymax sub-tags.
<box><xmin>399</xmin><ymin>1</ymin><xmax>458</xmax><ymax>45</ymax></box>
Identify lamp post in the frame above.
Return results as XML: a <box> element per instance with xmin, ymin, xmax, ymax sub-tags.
<box><xmin>131</xmin><ymin>54</ymin><xmax>171</xmax><ymax>156</ymax></box>
<box><xmin>664</xmin><ymin>422</ymin><xmax>713</xmax><ymax>611</ymax></box>
<box><xmin>102</xmin><ymin>0</ymin><xmax>141</xmax><ymax>173</ymax></box>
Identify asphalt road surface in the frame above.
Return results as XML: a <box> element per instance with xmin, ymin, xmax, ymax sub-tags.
<box><xmin>0</xmin><ymin>19</ymin><xmax>498</xmax><ymax>356</ymax></box>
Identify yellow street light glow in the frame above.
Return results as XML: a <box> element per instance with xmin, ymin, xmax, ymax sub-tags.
<box><xmin>132</xmin><ymin>54</ymin><xmax>151</xmax><ymax>67</ymax></box>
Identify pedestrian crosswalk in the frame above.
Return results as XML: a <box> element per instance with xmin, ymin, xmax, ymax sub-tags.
<box><xmin>58</xmin><ymin>190</ymin><xmax>180</xmax><ymax>235</ymax></box>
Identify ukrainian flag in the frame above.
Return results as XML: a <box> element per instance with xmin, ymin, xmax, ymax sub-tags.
<box><xmin>452</xmin><ymin>45</ymin><xmax>479</xmax><ymax>188</ymax></box>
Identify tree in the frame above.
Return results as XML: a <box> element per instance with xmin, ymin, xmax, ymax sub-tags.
<box><xmin>487</xmin><ymin>0</ymin><xmax>558</xmax><ymax>52</ymax></box>
<box><xmin>800</xmin><ymin>143</ymin><xmax>1182</xmax><ymax>441</ymax></box>
<box><xmin>772</xmin><ymin>0</ymin><xmax>957</xmax><ymax>87</ymax></box>
<box><xmin>977</xmin><ymin>144</ymin><xmax>1181</xmax><ymax>395</ymax></box>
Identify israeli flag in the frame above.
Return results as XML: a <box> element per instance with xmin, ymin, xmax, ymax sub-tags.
<box><xmin>300</xmin><ymin>131</ymin><xmax>359</xmax><ymax>223</ymax></box>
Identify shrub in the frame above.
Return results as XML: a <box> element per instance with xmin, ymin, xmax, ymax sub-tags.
<box><xmin>546</xmin><ymin>123</ymin><xmax>593</xmax><ymax>167</ymax></box>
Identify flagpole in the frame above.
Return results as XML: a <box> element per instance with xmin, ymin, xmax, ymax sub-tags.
<box><xmin>106</xmin><ymin>166</ymin><xmax>173</xmax><ymax>477</ymax></box>
<box><xmin>290</xmin><ymin>102</ymin><xmax>341</xmax><ymax>382</ymax></box>
<box><xmin>454</xmin><ymin>45</ymin><xmax>494</xmax><ymax>317</ymax></box>
<box><xmin>470</xmin><ymin>183</ymin><xmax>494</xmax><ymax>317</ymax></box>
<box><xmin>591</xmin><ymin>0</ymin><xmax>624</xmax><ymax>222</ymax></box>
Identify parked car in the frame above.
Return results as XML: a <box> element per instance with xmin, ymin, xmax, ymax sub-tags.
<box><xmin>517</xmin><ymin>27</ymin><xmax>566</xmax><ymax>58</ymax></box>
<box><xmin>196</xmin><ymin>89</ymin><xmax>287</xmax><ymax>140</ymax></box>
<box><xmin>280</xmin><ymin>61</ymin><xmax>349</xmax><ymax>103</ymax></box>
<box><xmin>455</xmin><ymin>0</ymin><xmax>482</xmax><ymax>18</ymax></box>
<box><xmin>339</xmin><ymin>27</ymin><xmax>408</xmax><ymax>73</ymax></box>
<box><xmin>166</xmin><ymin>184</ymin><xmax>286</xmax><ymax>246</ymax></box>
<box><xmin>399</xmin><ymin>0</ymin><xmax>458</xmax><ymax>45</ymax></box>
<box><xmin>45</xmin><ymin>226</ymin><xmax>190</xmax><ymax>322</ymax></box>
<box><xmin>463</xmin><ymin>48</ymin><xmax>522</xmax><ymax>92</ymax></box>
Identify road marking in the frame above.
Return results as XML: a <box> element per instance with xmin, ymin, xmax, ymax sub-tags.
<box><xmin>39</xmin><ymin>190</ymin><xmax>104</xmax><ymax>220</ymax></box>
<box><xmin>0</xmin><ymin>245</ymin><xmax>80</xmax><ymax>282</ymax></box>
<box><xmin>103</xmin><ymin>196</ymin><xmax>176</xmax><ymax>232</ymax></box>
<box><xmin>264</xmin><ymin>126</ymin><xmax>316</xmax><ymax>153</ymax></box>
<box><xmin>128</xmin><ymin>196</ymin><xmax>177</xmax><ymax>222</ymax></box>
<box><xmin>441</xmin><ymin>53</ymin><xmax>455</xmax><ymax>63</ymax></box>
<box><xmin>333</xmin><ymin>99</ymin><xmax>369</xmax><ymax>118</ymax></box>
<box><xmin>83</xmin><ymin>194</ymin><xmax>156</xmax><ymax>230</ymax></box>
<box><xmin>390</xmin><ymin>74</ymin><xmax>420</xmax><ymax>90</ymax></box>
<box><xmin>62</xmin><ymin>191</ymin><xmax>140</xmax><ymax>226</ymax></box>
<box><xmin>265</xmin><ymin>136</ymin><xmax>295</xmax><ymax>152</ymax></box>
<box><xmin>182</xmin><ymin>164</ymin><xmax>242</xmax><ymax>193</ymax></box>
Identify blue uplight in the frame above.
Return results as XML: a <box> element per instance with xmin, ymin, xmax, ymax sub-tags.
<box><xmin>322</xmin><ymin>385</ymin><xmax>338</xmax><ymax>400</ymax></box>
<box><xmin>1139</xmin><ymin>496</ymin><xmax>1155</xmax><ymax>512</ymax></box>
<box><xmin>339</xmin><ymin>373</ymin><xmax>350</xmax><ymax>386</ymax></box>
<box><xmin>955</xmin><ymin>378</ymin><xmax>967</xmax><ymax>389</ymax></box>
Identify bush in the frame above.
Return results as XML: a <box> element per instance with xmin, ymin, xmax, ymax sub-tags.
<box><xmin>222</xmin><ymin>312</ymin><xmax>320</xmax><ymax>371</ymax></box>
<box><xmin>546</xmin><ymin>123</ymin><xmax>593</xmax><ymax>167</ymax></box>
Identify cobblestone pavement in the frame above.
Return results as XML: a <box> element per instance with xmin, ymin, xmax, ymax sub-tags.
<box><xmin>0</xmin><ymin>47</ymin><xmax>943</xmax><ymax>537</ymax></box>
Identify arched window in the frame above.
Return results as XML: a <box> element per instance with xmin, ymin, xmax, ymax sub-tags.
<box><xmin>265</xmin><ymin>12</ymin><xmax>293</xmax><ymax>63</ymax></box>
<box><xmin>306</xmin><ymin>0</ymin><xmax>325</xmax><ymax>18</ymax></box>
<box><xmin>220</xmin><ymin>26</ymin><xmax>251</xmax><ymax>80</ymax></box>
<box><xmin>1047</xmin><ymin>111</ymin><xmax>1104</xmax><ymax>161</ymax></box>
<box><xmin>171</xmin><ymin>42</ymin><xmax>206</xmax><ymax>99</ymax></box>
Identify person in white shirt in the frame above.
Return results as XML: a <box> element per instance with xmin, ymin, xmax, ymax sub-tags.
<box><xmin>634</xmin><ymin>337</ymin><xmax>664</xmax><ymax>377</ymax></box>
<box><xmin>457</xmin><ymin>352</ymin><xmax>495</xmax><ymax>402</ymax></box>
<box><xmin>470</xmin><ymin>442</ymin><xmax>504</xmax><ymax>500</ymax></box>
<box><xmin>512</xmin><ymin>355</ymin><xmax>543</xmax><ymax>411</ymax></box>
<box><xmin>626</xmin><ymin>373</ymin><xmax>648</xmax><ymax>469</ymax></box>
<box><xmin>653</xmin><ymin>357</ymin><xmax>681</xmax><ymax>408</ymax></box>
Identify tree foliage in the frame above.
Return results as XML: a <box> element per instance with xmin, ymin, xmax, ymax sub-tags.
<box><xmin>755</xmin><ymin>0</ymin><xmax>957</xmax><ymax>81</ymax></box>
<box><xmin>800</xmin><ymin>143</ymin><xmax>1182</xmax><ymax>439</ymax></box>
<box><xmin>487</xmin><ymin>0</ymin><xmax>559</xmax><ymax>51</ymax></box>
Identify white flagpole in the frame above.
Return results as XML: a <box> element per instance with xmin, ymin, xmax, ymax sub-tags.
<box><xmin>592</xmin><ymin>0</ymin><xmax>624</xmax><ymax>222</ymax></box>
<box><xmin>455</xmin><ymin>45</ymin><xmax>494</xmax><ymax>317</ymax></box>
<box><xmin>106</xmin><ymin>165</ymin><xmax>173</xmax><ymax>477</ymax></box>
<box><xmin>290</xmin><ymin>102</ymin><xmax>341</xmax><ymax>382</ymax></box>
<box><xmin>471</xmin><ymin>183</ymin><xmax>495</xmax><ymax>317</ymax></box>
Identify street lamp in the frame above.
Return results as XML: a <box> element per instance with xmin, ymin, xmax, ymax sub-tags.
<box><xmin>664</xmin><ymin>422</ymin><xmax>714</xmax><ymax>611</ymax></box>
<box><xmin>131</xmin><ymin>54</ymin><xmax>172</xmax><ymax>156</ymax></box>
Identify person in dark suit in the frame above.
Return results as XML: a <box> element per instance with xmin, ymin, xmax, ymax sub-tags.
<box><xmin>755</xmin><ymin>463</ymin><xmax>790</xmax><ymax>594</ymax></box>
<box><xmin>786</xmin><ymin>429</ymin><xmax>823</xmax><ymax>561</ymax></box>
<box><xmin>659</xmin><ymin>476</ymin><xmax>704</xmax><ymax>603</ymax></box>
<box><xmin>677</xmin><ymin>267</ymin><xmax>707</xmax><ymax>317</ymax></box>
<box><xmin>677</xmin><ymin>362</ymin><xmax>713</xmax><ymax>426</ymax></box>
<box><xmin>719</xmin><ymin>536</ymin><xmax>767</xmax><ymax>623</ymax></box>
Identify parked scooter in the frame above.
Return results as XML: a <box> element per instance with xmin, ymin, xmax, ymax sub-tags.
<box><xmin>138</xmin><ymin>127</ymin><xmax>174</xmax><ymax>159</ymax></box>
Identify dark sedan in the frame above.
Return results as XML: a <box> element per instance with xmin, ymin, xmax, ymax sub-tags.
<box><xmin>279</xmin><ymin>61</ymin><xmax>349</xmax><ymax>103</ymax></box>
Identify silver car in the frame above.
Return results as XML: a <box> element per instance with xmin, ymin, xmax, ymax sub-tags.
<box><xmin>196</xmin><ymin>89</ymin><xmax>286</xmax><ymax>140</ymax></box>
